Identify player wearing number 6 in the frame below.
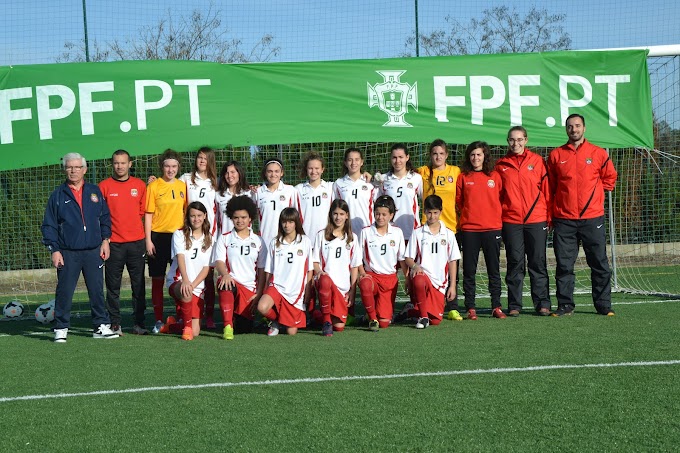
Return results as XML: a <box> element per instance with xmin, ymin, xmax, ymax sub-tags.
<box><xmin>378</xmin><ymin>143</ymin><xmax>423</xmax><ymax>243</ymax></box>
<box><xmin>313</xmin><ymin>199</ymin><xmax>361</xmax><ymax>336</ymax></box>
<box><xmin>257</xmin><ymin>208</ymin><xmax>314</xmax><ymax>336</ymax></box>
<box><xmin>211</xmin><ymin>196</ymin><xmax>266</xmax><ymax>340</ymax></box>
<box><xmin>404</xmin><ymin>195</ymin><xmax>460</xmax><ymax>329</ymax></box>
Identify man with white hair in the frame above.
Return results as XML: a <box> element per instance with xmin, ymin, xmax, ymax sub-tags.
<box><xmin>42</xmin><ymin>153</ymin><xmax>119</xmax><ymax>342</ymax></box>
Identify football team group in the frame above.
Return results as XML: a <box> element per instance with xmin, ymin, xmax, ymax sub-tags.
<box><xmin>41</xmin><ymin>113</ymin><xmax>617</xmax><ymax>343</ymax></box>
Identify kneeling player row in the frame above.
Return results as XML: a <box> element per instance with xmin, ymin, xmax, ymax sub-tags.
<box><xmin>159</xmin><ymin>193</ymin><xmax>460</xmax><ymax>339</ymax></box>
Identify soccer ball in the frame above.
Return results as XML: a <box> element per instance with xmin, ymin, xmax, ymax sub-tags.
<box><xmin>35</xmin><ymin>302</ymin><xmax>55</xmax><ymax>324</ymax></box>
<box><xmin>3</xmin><ymin>300</ymin><xmax>25</xmax><ymax>318</ymax></box>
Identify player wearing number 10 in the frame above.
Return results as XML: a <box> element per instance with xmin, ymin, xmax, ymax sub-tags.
<box><xmin>145</xmin><ymin>149</ymin><xmax>187</xmax><ymax>333</ymax></box>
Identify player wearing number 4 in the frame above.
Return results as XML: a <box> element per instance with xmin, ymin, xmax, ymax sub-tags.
<box><xmin>145</xmin><ymin>149</ymin><xmax>187</xmax><ymax>334</ymax></box>
<box><xmin>255</xmin><ymin>158</ymin><xmax>302</xmax><ymax>247</ymax></box>
<box><xmin>162</xmin><ymin>202</ymin><xmax>213</xmax><ymax>340</ymax></box>
<box><xmin>313</xmin><ymin>199</ymin><xmax>361</xmax><ymax>336</ymax></box>
<box><xmin>332</xmin><ymin>148</ymin><xmax>378</xmax><ymax>238</ymax></box>
<box><xmin>404</xmin><ymin>195</ymin><xmax>460</xmax><ymax>329</ymax></box>
<box><xmin>212</xmin><ymin>196</ymin><xmax>265</xmax><ymax>340</ymax></box>
<box><xmin>257</xmin><ymin>208</ymin><xmax>314</xmax><ymax>336</ymax></box>
<box><xmin>357</xmin><ymin>195</ymin><xmax>408</xmax><ymax>331</ymax></box>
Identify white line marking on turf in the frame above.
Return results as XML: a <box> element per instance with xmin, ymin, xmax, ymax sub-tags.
<box><xmin>1</xmin><ymin>360</ymin><xmax>679</xmax><ymax>403</ymax></box>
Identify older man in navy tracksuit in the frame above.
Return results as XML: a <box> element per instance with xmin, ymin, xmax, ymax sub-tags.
<box><xmin>42</xmin><ymin>153</ymin><xmax>119</xmax><ymax>343</ymax></box>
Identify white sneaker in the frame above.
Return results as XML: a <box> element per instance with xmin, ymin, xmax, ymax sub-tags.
<box><xmin>93</xmin><ymin>324</ymin><xmax>120</xmax><ymax>339</ymax></box>
<box><xmin>54</xmin><ymin>328</ymin><xmax>68</xmax><ymax>343</ymax></box>
<box><xmin>152</xmin><ymin>320</ymin><xmax>164</xmax><ymax>334</ymax></box>
<box><xmin>415</xmin><ymin>317</ymin><xmax>430</xmax><ymax>329</ymax></box>
<box><xmin>267</xmin><ymin>320</ymin><xmax>280</xmax><ymax>337</ymax></box>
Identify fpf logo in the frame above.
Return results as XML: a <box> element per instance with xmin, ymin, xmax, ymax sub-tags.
<box><xmin>367</xmin><ymin>70</ymin><xmax>418</xmax><ymax>127</ymax></box>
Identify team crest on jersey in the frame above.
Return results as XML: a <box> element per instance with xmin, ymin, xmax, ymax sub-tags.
<box><xmin>296</xmin><ymin>249</ymin><xmax>303</xmax><ymax>256</ymax></box>
<box><xmin>180</xmin><ymin>192</ymin><xmax>185</xmax><ymax>199</ymax></box>
<box><xmin>251</xmin><ymin>243</ymin><xmax>257</xmax><ymax>248</ymax></box>
<box><xmin>586</xmin><ymin>158</ymin><xmax>593</xmax><ymax>165</ymax></box>
<box><xmin>90</xmin><ymin>193</ymin><xmax>99</xmax><ymax>203</ymax></box>
<box><xmin>279</xmin><ymin>195</ymin><xmax>286</xmax><ymax>201</ymax></box>
<box><xmin>487</xmin><ymin>180</ymin><xmax>495</xmax><ymax>188</ymax></box>
<box><xmin>441</xmin><ymin>239</ymin><xmax>447</xmax><ymax>245</ymax></box>
<box><xmin>448</xmin><ymin>176</ymin><xmax>454</xmax><ymax>183</ymax></box>
<box><xmin>362</xmin><ymin>185</ymin><xmax>368</xmax><ymax>191</ymax></box>
<box><xmin>345</xmin><ymin>243</ymin><xmax>351</xmax><ymax>250</ymax></box>
<box><xmin>130</xmin><ymin>188</ymin><xmax>138</xmax><ymax>197</ymax></box>
<box><xmin>527</xmin><ymin>165</ymin><xmax>534</xmax><ymax>171</ymax></box>
<box><xmin>389</xmin><ymin>240</ymin><xmax>395</xmax><ymax>247</ymax></box>
<box><xmin>322</xmin><ymin>192</ymin><xmax>328</xmax><ymax>198</ymax></box>
<box><xmin>407</xmin><ymin>182</ymin><xmax>413</xmax><ymax>189</ymax></box>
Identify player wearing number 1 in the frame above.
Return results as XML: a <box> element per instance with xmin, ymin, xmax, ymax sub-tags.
<box><xmin>179</xmin><ymin>148</ymin><xmax>218</xmax><ymax>328</ymax></box>
<box><xmin>379</xmin><ymin>143</ymin><xmax>423</xmax><ymax>243</ymax></box>
<box><xmin>145</xmin><ymin>149</ymin><xmax>187</xmax><ymax>333</ymax></box>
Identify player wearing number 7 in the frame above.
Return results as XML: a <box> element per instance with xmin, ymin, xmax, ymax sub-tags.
<box><xmin>404</xmin><ymin>195</ymin><xmax>460</xmax><ymax>329</ymax></box>
<box><xmin>254</xmin><ymin>158</ymin><xmax>301</xmax><ymax>247</ymax></box>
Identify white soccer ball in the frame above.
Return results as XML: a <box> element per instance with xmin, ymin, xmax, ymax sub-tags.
<box><xmin>3</xmin><ymin>300</ymin><xmax>25</xmax><ymax>318</ymax></box>
<box><xmin>35</xmin><ymin>302</ymin><xmax>55</xmax><ymax>324</ymax></box>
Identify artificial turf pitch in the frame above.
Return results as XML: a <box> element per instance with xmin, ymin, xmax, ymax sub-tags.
<box><xmin>1</xmin><ymin>293</ymin><xmax>679</xmax><ymax>452</ymax></box>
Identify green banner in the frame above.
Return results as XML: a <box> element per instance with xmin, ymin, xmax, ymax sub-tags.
<box><xmin>0</xmin><ymin>50</ymin><xmax>652</xmax><ymax>170</ymax></box>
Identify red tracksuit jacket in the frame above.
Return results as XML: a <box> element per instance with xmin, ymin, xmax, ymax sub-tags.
<box><xmin>548</xmin><ymin>139</ymin><xmax>617</xmax><ymax>220</ymax></box>
<box><xmin>495</xmin><ymin>149</ymin><xmax>551</xmax><ymax>224</ymax></box>
<box><xmin>455</xmin><ymin>170</ymin><xmax>503</xmax><ymax>231</ymax></box>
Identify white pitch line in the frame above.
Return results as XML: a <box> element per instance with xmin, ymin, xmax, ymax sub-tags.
<box><xmin>1</xmin><ymin>359</ymin><xmax>679</xmax><ymax>404</ymax></box>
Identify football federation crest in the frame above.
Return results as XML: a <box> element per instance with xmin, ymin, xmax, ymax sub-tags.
<box><xmin>586</xmin><ymin>158</ymin><xmax>593</xmax><ymax>165</ymax></box>
<box><xmin>448</xmin><ymin>176</ymin><xmax>454</xmax><ymax>183</ymax></box>
<box><xmin>441</xmin><ymin>239</ymin><xmax>447</xmax><ymax>245</ymax></box>
<box><xmin>90</xmin><ymin>193</ymin><xmax>99</xmax><ymax>203</ymax></box>
<box><xmin>279</xmin><ymin>195</ymin><xmax>285</xmax><ymax>201</ymax></box>
<box><xmin>389</xmin><ymin>240</ymin><xmax>396</xmax><ymax>247</ymax></box>
<box><xmin>367</xmin><ymin>70</ymin><xmax>418</xmax><ymax>127</ymax></box>
<box><xmin>487</xmin><ymin>180</ymin><xmax>496</xmax><ymax>188</ymax></box>
<box><xmin>297</xmin><ymin>249</ymin><xmax>303</xmax><ymax>256</ymax></box>
<box><xmin>407</xmin><ymin>183</ymin><xmax>413</xmax><ymax>189</ymax></box>
<box><xmin>527</xmin><ymin>165</ymin><xmax>534</xmax><ymax>171</ymax></box>
<box><xmin>322</xmin><ymin>192</ymin><xmax>328</xmax><ymax>198</ymax></box>
<box><xmin>131</xmin><ymin>188</ymin><xmax>138</xmax><ymax>197</ymax></box>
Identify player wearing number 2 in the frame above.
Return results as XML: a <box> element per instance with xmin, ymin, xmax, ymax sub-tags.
<box><xmin>257</xmin><ymin>208</ymin><xmax>314</xmax><ymax>336</ymax></box>
<box><xmin>379</xmin><ymin>143</ymin><xmax>423</xmax><ymax>243</ymax></box>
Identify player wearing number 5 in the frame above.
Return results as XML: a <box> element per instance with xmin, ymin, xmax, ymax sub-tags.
<box><xmin>379</xmin><ymin>143</ymin><xmax>423</xmax><ymax>243</ymax></box>
<box><xmin>145</xmin><ymin>149</ymin><xmax>187</xmax><ymax>333</ymax></box>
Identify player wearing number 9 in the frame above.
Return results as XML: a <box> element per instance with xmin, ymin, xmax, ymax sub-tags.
<box><xmin>357</xmin><ymin>195</ymin><xmax>408</xmax><ymax>331</ymax></box>
<box><xmin>165</xmin><ymin>202</ymin><xmax>213</xmax><ymax>340</ymax></box>
<box><xmin>257</xmin><ymin>208</ymin><xmax>314</xmax><ymax>336</ymax></box>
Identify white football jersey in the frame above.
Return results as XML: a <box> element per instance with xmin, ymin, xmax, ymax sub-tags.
<box><xmin>180</xmin><ymin>172</ymin><xmax>217</xmax><ymax>234</ymax></box>
<box><xmin>211</xmin><ymin>228</ymin><xmax>265</xmax><ymax>292</ymax></box>
<box><xmin>313</xmin><ymin>230</ymin><xmax>361</xmax><ymax>296</ymax></box>
<box><xmin>167</xmin><ymin>230</ymin><xmax>213</xmax><ymax>297</ymax></box>
<box><xmin>332</xmin><ymin>175</ymin><xmax>378</xmax><ymax>237</ymax></box>
<box><xmin>379</xmin><ymin>171</ymin><xmax>423</xmax><ymax>241</ymax></box>
<box><xmin>358</xmin><ymin>224</ymin><xmax>405</xmax><ymax>275</ymax></box>
<box><xmin>295</xmin><ymin>180</ymin><xmax>333</xmax><ymax>238</ymax></box>
<box><xmin>264</xmin><ymin>235</ymin><xmax>314</xmax><ymax>310</ymax></box>
<box><xmin>214</xmin><ymin>189</ymin><xmax>254</xmax><ymax>236</ymax></box>
<box><xmin>406</xmin><ymin>221</ymin><xmax>461</xmax><ymax>294</ymax></box>
<box><xmin>255</xmin><ymin>182</ymin><xmax>301</xmax><ymax>246</ymax></box>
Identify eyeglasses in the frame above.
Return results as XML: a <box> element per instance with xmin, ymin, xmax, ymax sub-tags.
<box><xmin>507</xmin><ymin>138</ymin><xmax>526</xmax><ymax>144</ymax></box>
<box><xmin>65</xmin><ymin>166</ymin><xmax>84</xmax><ymax>171</ymax></box>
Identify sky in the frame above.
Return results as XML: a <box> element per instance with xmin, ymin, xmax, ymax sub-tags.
<box><xmin>2</xmin><ymin>0</ymin><xmax>679</xmax><ymax>66</ymax></box>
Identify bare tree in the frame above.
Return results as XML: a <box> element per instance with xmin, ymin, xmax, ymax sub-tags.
<box><xmin>404</xmin><ymin>6</ymin><xmax>571</xmax><ymax>56</ymax></box>
<box><xmin>58</xmin><ymin>5</ymin><xmax>280</xmax><ymax>63</ymax></box>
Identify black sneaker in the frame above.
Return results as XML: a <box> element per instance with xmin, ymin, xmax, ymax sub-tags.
<box><xmin>415</xmin><ymin>317</ymin><xmax>430</xmax><ymax>329</ymax></box>
<box><xmin>322</xmin><ymin>321</ymin><xmax>333</xmax><ymax>337</ymax></box>
<box><xmin>393</xmin><ymin>302</ymin><xmax>414</xmax><ymax>323</ymax></box>
<box><xmin>551</xmin><ymin>307</ymin><xmax>574</xmax><ymax>317</ymax></box>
